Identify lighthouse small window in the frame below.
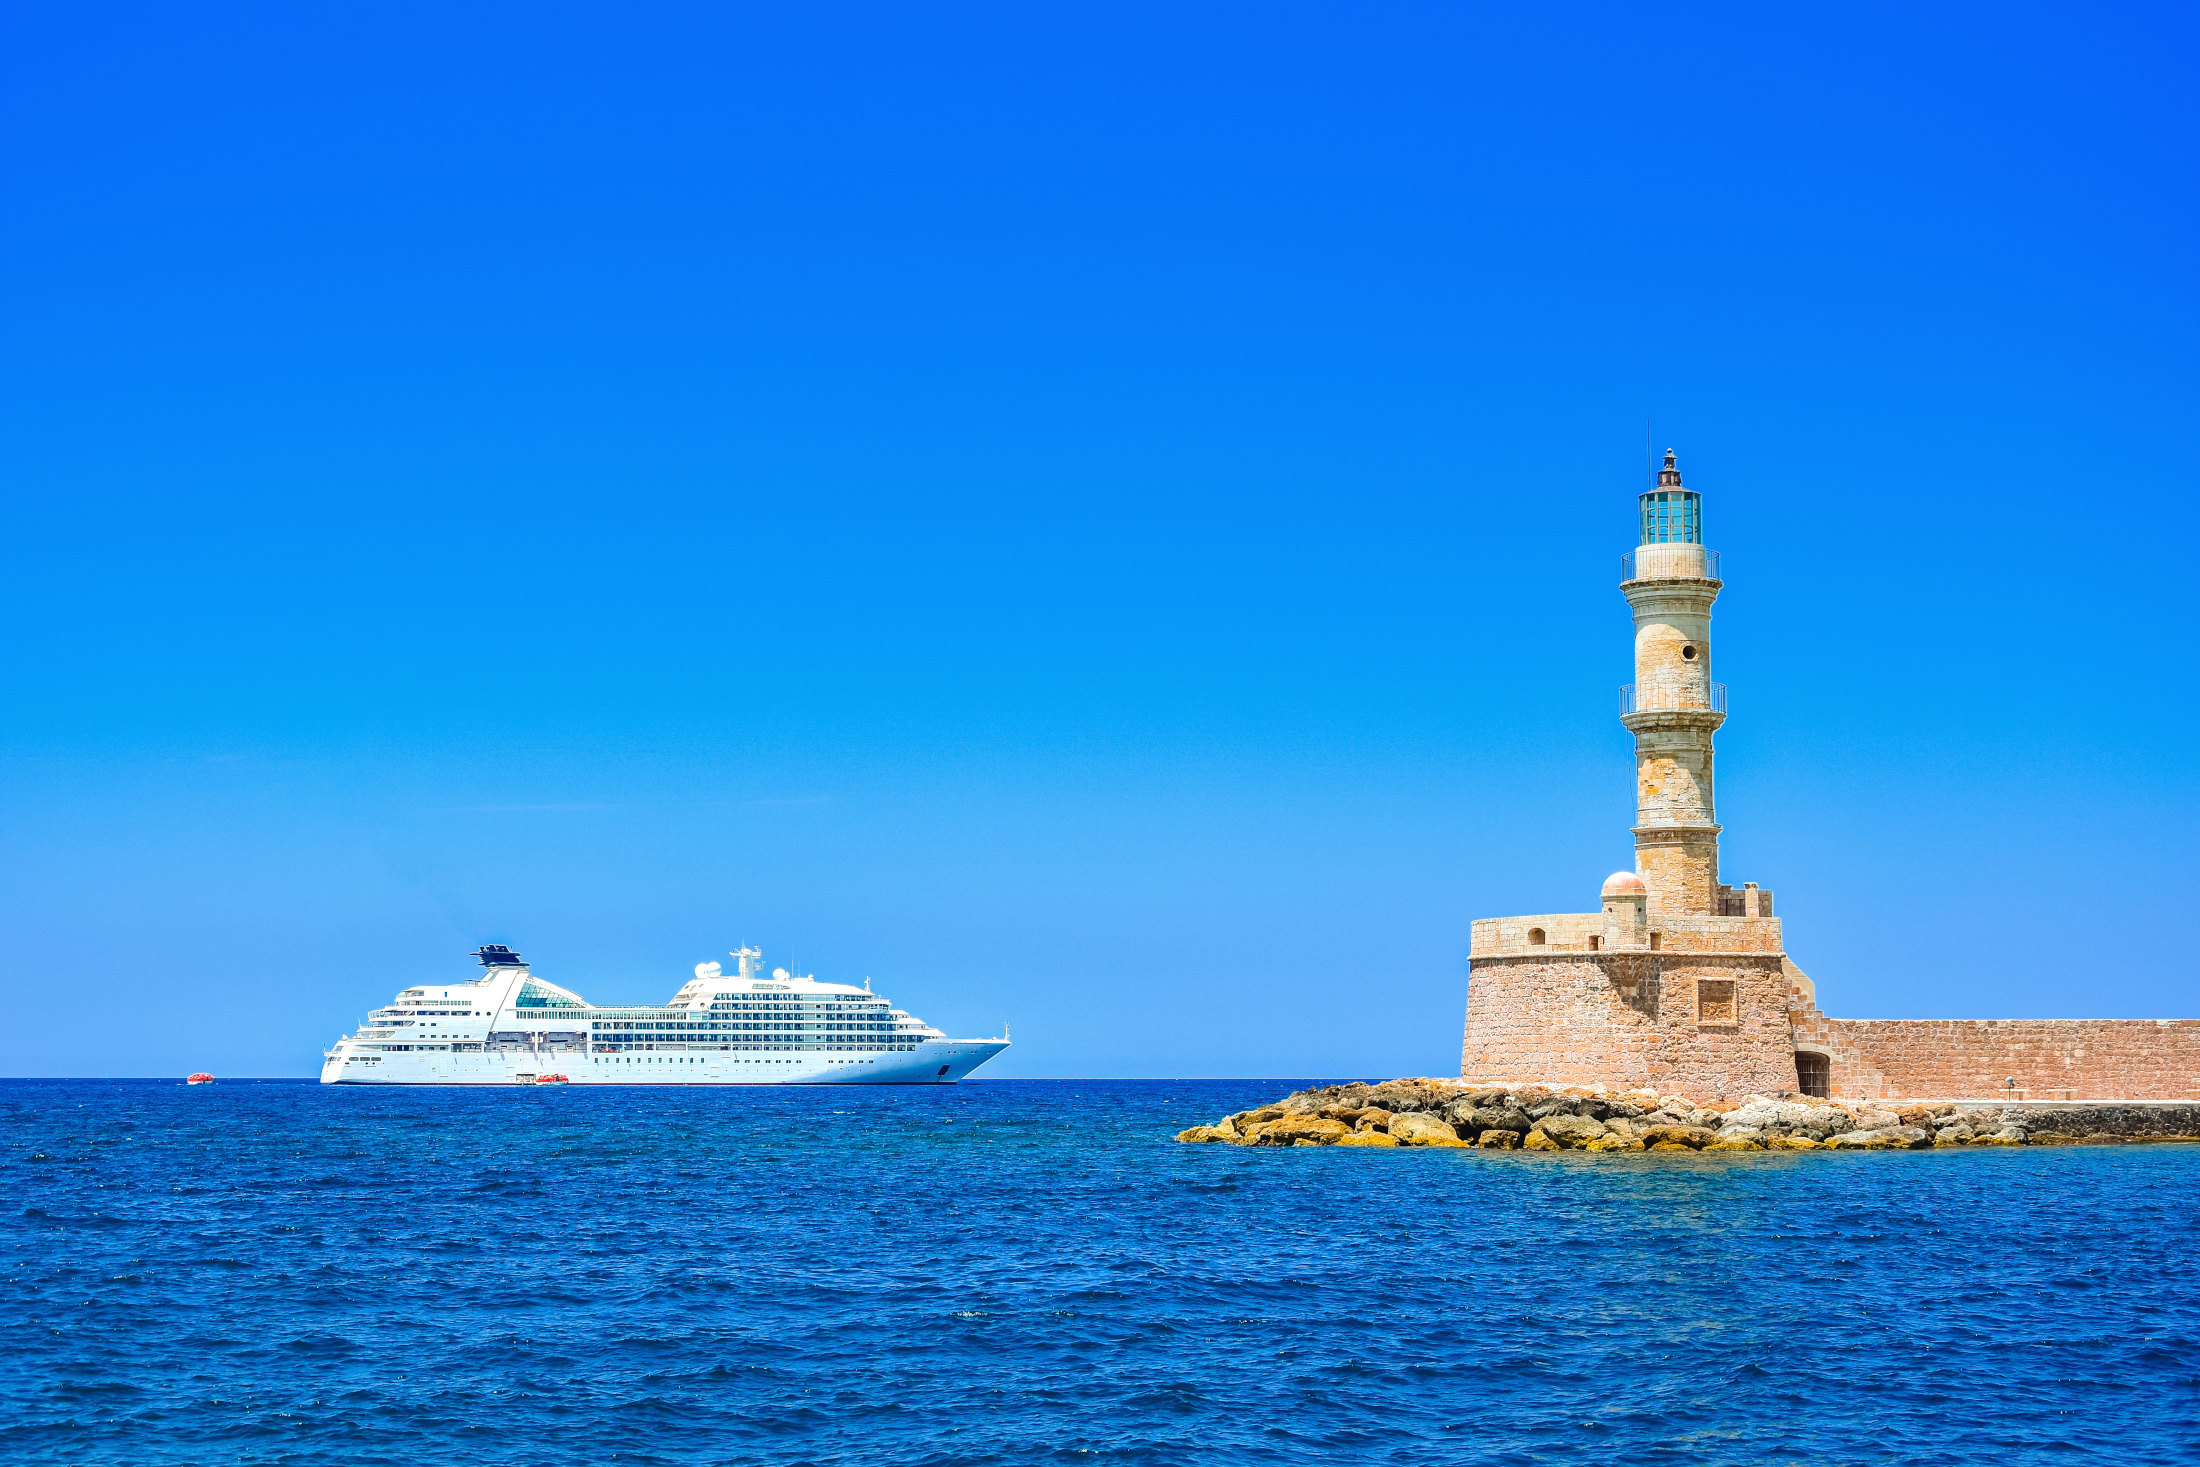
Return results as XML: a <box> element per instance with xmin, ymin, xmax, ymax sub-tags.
<box><xmin>1681</xmin><ymin>644</ymin><xmax>1698</xmax><ymax>660</ymax></box>
<box><xmin>1527</xmin><ymin>928</ymin><xmax>1546</xmax><ymax>945</ymax></box>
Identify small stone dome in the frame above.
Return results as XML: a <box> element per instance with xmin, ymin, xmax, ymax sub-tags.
<box><xmin>1601</xmin><ymin>871</ymin><xmax>1647</xmax><ymax>897</ymax></box>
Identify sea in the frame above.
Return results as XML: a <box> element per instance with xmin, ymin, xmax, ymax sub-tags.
<box><xmin>4</xmin><ymin>1078</ymin><xmax>2197</xmax><ymax>1466</ymax></box>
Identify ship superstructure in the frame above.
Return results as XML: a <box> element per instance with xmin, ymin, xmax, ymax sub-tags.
<box><xmin>320</xmin><ymin>945</ymin><xmax>1009</xmax><ymax>1085</ymax></box>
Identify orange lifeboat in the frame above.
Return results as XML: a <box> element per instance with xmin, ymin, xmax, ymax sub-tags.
<box><xmin>535</xmin><ymin>1073</ymin><xmax>570</xmax><ymax>1085</ymax></box>
<box><xmin>186</xmin><ymin>1072</ymin><xmax>215</xmax><ymax>1084</ymax></box>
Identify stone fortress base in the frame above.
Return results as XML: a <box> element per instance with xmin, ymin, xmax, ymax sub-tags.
<box><xmin>1462</xmin><ymin>902</ymin><xmax>2200</xmax><ymax>1103</ymax></box>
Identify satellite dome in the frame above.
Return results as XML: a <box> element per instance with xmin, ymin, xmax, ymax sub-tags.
<box><xmin>1601</xmin><ymin>871</ymin><xmax>1648</xmax><ymax>897</ymax></box>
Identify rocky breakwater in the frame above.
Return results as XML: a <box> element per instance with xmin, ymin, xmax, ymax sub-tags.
<box><xmin>1176</xmin><ymin>1080</ymin><xmax>2200</xmax><ymax>1152</ymax></box>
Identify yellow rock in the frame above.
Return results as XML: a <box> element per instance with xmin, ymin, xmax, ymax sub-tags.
<box><xmin>1522</xmin><ymin>1129</ymin><xmax>1562</xmax><ymax>1151</ymax></box>
<box><xmin>1175</xmin><ymin>1126</ymin><xmax>1229</xmax><ymax>1144</ymax></box>
<box><xmin>1477</xmin><ymin>1130</ymin><xmax>1522</xmax><ymax>1149</ymax></box>
<box><xmin>1584</xmin><ymin>1135</ymin><xmax>1646</xmax><ymax>1152</ymax></box>
<box><xmin>1334</xmin><ymin>1131</ymin><xmax>1401</xmax><ymax>1147</ymax></box>
<box><xmin>1248</xmin><ymin>1116</ymin><xmax>1353</xmax><ymax>1146</ymax></box>
<box><xmin>1704</xmin><ymin>1139</ymin><xmax>1764</xmax><ymax>1151</ymax></box>
<box><xmin>1648</xmin><ymin>1142</ymin><xmax>1695</xmax><ymax>1152</ymax></box>
<box><xmin>1765</xmin><ymin>1135</ymin><xmax>1820</xmax><ymax>1150</ymax></box>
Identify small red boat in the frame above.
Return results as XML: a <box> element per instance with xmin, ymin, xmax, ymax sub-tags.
<box><xmin>186</xmin><ymin>1072</ymin><xmax>214</xmax><ymax>1085</ymax></box>
<box><xmin>534</xmin><ymin>1073</ymin><xmax>570</xmax><ymax>1085</ymax></box>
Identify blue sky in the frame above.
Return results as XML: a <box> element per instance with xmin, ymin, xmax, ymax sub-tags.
<box><xmin>3</xmin><ymin>2</ymin><xmax>2194</xmax><ymax>1077</ymax></box>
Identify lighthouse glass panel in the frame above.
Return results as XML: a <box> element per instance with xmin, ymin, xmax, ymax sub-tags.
<box><xmin>1639</xmin><ymin>489</ymin><xmax>1702</xmax><ymax>545</ymax></box>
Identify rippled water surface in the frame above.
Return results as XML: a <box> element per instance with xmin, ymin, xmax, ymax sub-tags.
<box><xmin>5</xmin><ymin>1078</ymin><xmax>2198</xmax><ymax>1466</ymax></box>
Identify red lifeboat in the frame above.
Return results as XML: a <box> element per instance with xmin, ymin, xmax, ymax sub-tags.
<box><xmin>186</xmin><ymin>1072</ymin><xmax>215</xmax><ymax>1085</ymax></box>
<box><xmin>535</xmin><ymin>1073</ymin><xmax>570</xmax><ymax>1085</ymax></box>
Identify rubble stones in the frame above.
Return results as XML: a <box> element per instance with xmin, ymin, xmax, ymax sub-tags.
<box><xmin>1176</xmin><ymin>1083</ymin><xmax>2200</xmax><ymax>1155</ymax></box>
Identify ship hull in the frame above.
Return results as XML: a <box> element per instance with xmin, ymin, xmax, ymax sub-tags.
<box><xmin>320</xmin><ymin>1037</ymin><xmax>1008</xmax><ymax>1086</ymax></box>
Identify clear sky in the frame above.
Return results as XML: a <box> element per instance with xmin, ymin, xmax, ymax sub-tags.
<box><xmin>3</xmin><ymin>3</ymin><xmax>2194</xmax><ymax>1078</ymax></box>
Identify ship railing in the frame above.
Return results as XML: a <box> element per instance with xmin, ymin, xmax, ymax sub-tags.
<box><xmin>1620</xmin><ymin>683</ymin><xmax>1726</xmax><ymax>714</ymax></box>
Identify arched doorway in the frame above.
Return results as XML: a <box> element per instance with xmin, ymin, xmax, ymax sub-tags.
<box><xmin>1794</xmin><ymin>1050</ymin><xmax>1830</xmax><ymax>1099</ymax></box>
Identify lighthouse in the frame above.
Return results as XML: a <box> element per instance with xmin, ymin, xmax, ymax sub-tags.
<box><xmin>1459</xmin><ymin>451</ymin><xmax>1798</xmax><ymax>1098</ymax></box>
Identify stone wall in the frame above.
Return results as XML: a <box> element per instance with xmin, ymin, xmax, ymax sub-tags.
<box><xmin>1806</xmin><ymin>1013</ymin><xmax>2200</xmax><ymax>1102</ymax></box>
<box><xmin>1461</xmin><ymin>948</ymin><xmax>1798</xmax><ymax>1100</ymax></box>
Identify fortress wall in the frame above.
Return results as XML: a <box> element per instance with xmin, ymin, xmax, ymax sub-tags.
<box><xmin>1463</xmin><ymin>950</ymin><xmax>1801</xmax><ymax>1101</ymax></box>
<box><xmin>1824</xmin><ymin>1018</ymin><xmax>2200</xmax><ymax>1102</ymax></box>
<box><xmin>1631</xmin><ymin>954</ymin><xmax>1798</xmax><ymax>1100</ymax></box>
<box><xmin>1461</xmin><ymin>956</ymin><xmax>1636</xmax><ymax>1089</ymax></box>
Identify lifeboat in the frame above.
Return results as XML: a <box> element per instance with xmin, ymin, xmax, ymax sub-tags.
<box><xmin>535</xmin><ymin>1073</ymin><xmax>570</xmax><ymax>1085</ymax></box>
<box><xmin>186</xmin><ymin>1072</ymin><xmax>214</xmax><ymax>1084</ymax></box>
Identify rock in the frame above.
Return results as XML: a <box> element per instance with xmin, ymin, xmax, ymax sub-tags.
<box><xmin>2079</xmin><ymin>1133</ymin><xmax>2125</xmax><ymax>1145</ymax></box>
<box><xmin>1462</xmin><ymin>1105</ymin><xmax>1532</xmax><ymax>1136</ymax></box>
<box><xmin>1209</xmin><ymin>1115</ymin><xmax>1242</xmax><ymax>1139</ymax></box>
<box><xmin>1934</xmin><ymin>1125</ymin><xmax>1974</xmax><ymax>1145</ymax></box>
<box><xmin>1522</xmin><ymin>1129</ymin><xmax>1563</xmax><ymax>1151</ymax></box>
<box><xmin>1896</xmin><ymin>1103</ymin><xmax>1956</xmax><ymax>1126</ymax></box>
<box><xmin>1853</xmin><ymin>1108</ymin><xmax>1901</xmax><ymax>1131</ymax></box>
<box><xmin>2026</xmin><ymin>1132</ymin><xmax>2081</xmax><ymax>1146</ymax></box>
<box><xmin>1830</xmin><ymin>1127</ymin><xmax>1931</xmax><ymax>1149</ymax></box>
<box><xmin>1974</xmin><ymin>1126</ymin><xmax>2029</xmax><ymax>1146</ymax></box>
<box><xmin>1174</xmin><ymin>1125</ymin><xmax>1232</xmax><ymax>1144</ymax></box>
<box><xmin>1729</xmin><ymin>1099</ymin><xmax>1855</xmax><ymax>1137</ymax></box>
<box><xmin>1478</xmin><ymin>1129</ymin><xmax>1522</xmax><ymax>1149</ymax></box>
<box><xmin>1584</xmin><ymin>1134</ymin><xmax>1646</xmax><ymax>1152</ymax></box>
<box><xmin>1765</xmin><ymin>1135</ymin><xmax>1820</xmax><ymax>1150</ymax></box>
<box><xmin>1530</xmin><ymin>1114</ymin><xmax>1610</xmax><ymax>1149</ymax></box>
<box><xmin>1251</xmin><ymin>1116</ymin><xmax>1352</xmax><ymax>1146</ymax></box>
<box><xmin>1638</xmin><ymin>1124</ymin><xmax>1715</xmax><ymax>1149</ymax></box>
<box><xmin>1355</xmin><ymin>1109</ymin><xmax>1395</xmax><ymax>1133</ymax></box>
<box><xmin>1603</xmin><ymin>1117</ymin><xmax>1638</xmax><ymax>1138</ymax></box>
<box><xmin>1714</xmin><ymin>1125</ymin><xmax>1765</xmax><ymax>1144</ymax></box>
<box><xmin>1704</xmin><ymin>1137</ymin><xmax>1765</xmax><ymax>1150</ymax></box>
<box><xmin>1647</xmin><ymin>1142</ymin><xmax>1696</xmax><ymax>1152</ymax></box>
<box><xmin>1389</xmin><ymin>1112</ymin><xmax>1465</xmax><ymax>1146</ymax></box>
<box><xmin>1334</xmin><ymin>1131</ymin><xmax>1400</xmax><ymax>1148</ymax></box>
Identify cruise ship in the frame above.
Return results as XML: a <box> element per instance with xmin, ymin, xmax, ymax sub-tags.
<box><xmin>320</xmin><ymin>946</ymin><xmax>1010</xmax><ymax>1085</ymax></box>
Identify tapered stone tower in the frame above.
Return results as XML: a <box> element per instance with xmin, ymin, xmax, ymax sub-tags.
<box><xmin>1624</xmin><ymin>451</ymin><xmax>1725</xmax><ymax>919</ymax></box>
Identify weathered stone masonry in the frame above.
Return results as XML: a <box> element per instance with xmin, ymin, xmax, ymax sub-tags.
<box><xmin>1462</xmin><ymin>454</ymin><xmax>2196</xmax><ymax>1102</ymax></box>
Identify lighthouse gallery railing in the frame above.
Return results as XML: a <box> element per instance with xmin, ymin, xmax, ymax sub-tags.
<box><xmin>1620</xmin><ymin>683</ymin><xmax>1726</xmax><ymax>714</ymax></box>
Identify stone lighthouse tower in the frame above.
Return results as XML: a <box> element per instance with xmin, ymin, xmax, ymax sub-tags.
<box><xmin>1624</xmin><ymin>451</ymin><xmax>1724</xmax><ymax>919</ymax></box>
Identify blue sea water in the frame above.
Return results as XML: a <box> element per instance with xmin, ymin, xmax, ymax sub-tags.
<box><xmin>4</xmin><ymin>1079</ymin><xmax>2198</xmax><ymax>1466</ymax></box>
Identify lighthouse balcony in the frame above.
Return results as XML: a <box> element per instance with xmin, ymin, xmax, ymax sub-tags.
<box><xmin>1621</xmin><ymin>546</ymin><xmax>1721</xmax><ymax>582</ymax></box>
<box><xmin>1620</xmin><ymin>682</ymin><xmax>1725</xmax><ymax>715</ymax></box>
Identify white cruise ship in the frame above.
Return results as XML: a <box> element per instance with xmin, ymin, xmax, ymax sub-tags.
<box><xmin>320</xmin><ymin>945</ymin><xmax>1010</xmax><ymax>1086</ymax></box>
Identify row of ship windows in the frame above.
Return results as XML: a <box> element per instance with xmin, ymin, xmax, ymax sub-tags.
<box><xmin>592</xmin><ymin>1020</ymin><xmax>896</xmax><ymax>1031</ymax></box>
<box><xmin>362</xmin><ymin>1042</ymin><xmax>919</xmax><ymax>1053</ymax></box>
